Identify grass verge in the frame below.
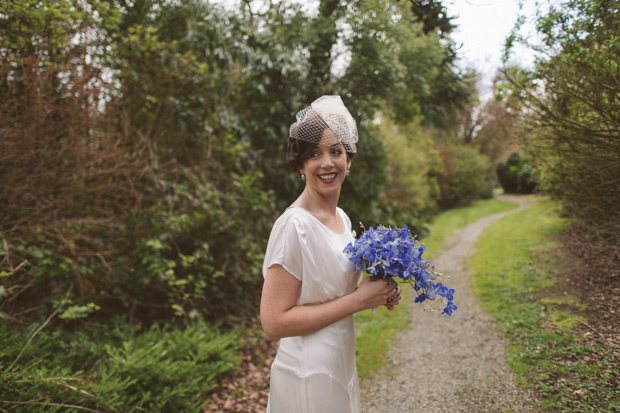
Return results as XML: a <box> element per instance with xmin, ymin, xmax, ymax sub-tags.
<box><xmin>355</xmin><ymin>197</ymin><xmax>519</xmax><ymax>380</ymax></box>
<box><xmin>470</xmin><ymin>197</ymin><xmax>620</xmax><ymax>411</ymax></box>
<box><xmin>422</xmin><ymin>197</ymin><xmax>518</xmax><ymax>256</ymax></box>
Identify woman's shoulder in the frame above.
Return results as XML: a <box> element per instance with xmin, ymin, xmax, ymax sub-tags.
<box><xmin>272</xmin><ymin>206</ymin><xmax>311</xmax><ymax>230</ymax></box>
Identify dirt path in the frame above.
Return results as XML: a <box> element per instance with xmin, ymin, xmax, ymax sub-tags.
<box><xmin>361</xmin><ymin>195</ymin><xmax>539</xmax><ymax>413</ymax></box>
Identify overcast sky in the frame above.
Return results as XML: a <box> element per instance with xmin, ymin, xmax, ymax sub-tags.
<box><xmin>445</xmin><ymin>0</ymin><xmax>540</xmax><ymax>98</ymax></box>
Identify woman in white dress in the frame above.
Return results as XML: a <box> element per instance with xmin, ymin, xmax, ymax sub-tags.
<box><xmin>260</xmin><ymin>95</ymin><xmax>402</xmax><ymax>412</ymax></box>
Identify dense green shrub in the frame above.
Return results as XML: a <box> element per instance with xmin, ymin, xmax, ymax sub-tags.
<box><xmin>112</xmin><ymin>139</ymin><xmax>275</xmax><ymax>322</ymax></box>
<box><xmin>496</xmin><ymin>151</ymin><xmax>538</xmax><ymax>194</ymax></box>
<box><xmin>0</xmin><ymin>0</ymin><xmax>277</xmax><ymax>325</ymax></box>
<box><xmin>379</xmin><ymin>117</ymin><xmax>444</xmax><ymax>213</ymax></box>
<box><xmin>0</xmin><ymin>321</ymin><xmax>240</xmax><ymax>412</ymax></box>
<box><xmin>436</xmin><ymin>144</ymin><xmax>493</xmax><ymax>208</ymax></box>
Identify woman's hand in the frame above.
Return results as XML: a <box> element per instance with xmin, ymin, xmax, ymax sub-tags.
<box><xmin>385</xmin><ymin>285</ymin><xmax>402</xmax><ymax>311</ymax></box>
<box><xmin>354</xmin><ymin>276</ymin><xmax>401</xmax><ymax>311</ymax></box>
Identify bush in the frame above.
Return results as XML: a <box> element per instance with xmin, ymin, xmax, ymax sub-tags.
<box><xmin>436</xmin><ymin>144</ymin><xmax>493</xmax><ymax>208</ymax></box>
<box><xmin>0</xmin><ymin>321</ymin><xmax>240</xmax><ymax>412</ymax></box>
<box><xmin>378</xmin><ymin>117</ymin><xmax>444</xmax><ymax>213</ymax></box>
<box><xmin>496</xmin><ymin>151</ymin><xmax>537</xmax><ymax>194</ymax></box>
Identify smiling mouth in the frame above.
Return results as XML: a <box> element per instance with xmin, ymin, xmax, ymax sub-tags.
<box><xmin>318</xmin><ymin>173</ymin><xmax>337</xmax><ymax>183</ymax></box>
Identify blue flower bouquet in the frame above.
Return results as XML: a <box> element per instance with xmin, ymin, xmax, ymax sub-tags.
<box><xmin>344</xmin><ymin>225</ymin><xmax>457</xmax><ymax>315</ymax></box>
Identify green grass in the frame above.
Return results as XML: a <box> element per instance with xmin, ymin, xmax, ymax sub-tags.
<box><xmin>470</xmin><ymin>197</ymin><xmax>620</xmax><ymax>411</ymax></box>
<box><xmin>354</xmin><ymin>197</ymin><xmax>519</xmax><ymax>381</ymax></box>
<box><xmin>354</xmin><ymin>302</ymin><xmax>410</xmax><ymax>380</ymax></box>
<box><xmin>422</xmin><ymin>197</ymin><xmax>518</xmax><ymax>255</ymax></box>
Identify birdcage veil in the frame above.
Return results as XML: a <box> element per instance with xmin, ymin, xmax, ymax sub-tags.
<box><xmin>289</xmin><ymin>95</ymin><xmax>358</xmax><ymax>153</ymax></box>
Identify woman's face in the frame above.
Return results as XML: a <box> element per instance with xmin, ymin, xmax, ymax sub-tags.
<box><xmin>299</xmin><ymin>128</ymin><xmax>351</xmax><ymax>199</ymax></box>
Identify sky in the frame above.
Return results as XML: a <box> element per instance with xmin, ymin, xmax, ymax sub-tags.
<box><xmin>444</xmin><ymin>0</ymin><xmax>540</xmax><ymax>98</ymax></box>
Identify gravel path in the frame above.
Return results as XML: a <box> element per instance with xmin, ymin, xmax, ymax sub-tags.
<box><xmin>361</xmin><ymin>195</ymin><xmax>539</xmax><ymax>413</ymax></box>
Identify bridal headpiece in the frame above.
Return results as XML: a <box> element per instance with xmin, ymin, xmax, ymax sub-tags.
<box><xmin>289</xmin><ymin>95</ymin><xmax>358</xmax><ymax>153</ymax></box>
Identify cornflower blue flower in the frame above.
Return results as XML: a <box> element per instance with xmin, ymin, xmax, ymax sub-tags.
<box><xmin>344</xmin><ymin>225</ymin><xmax>457</xmax><ymax>315</ymax></box>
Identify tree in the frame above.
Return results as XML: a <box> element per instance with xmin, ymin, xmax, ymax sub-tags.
<box><xmin>460</xmin><ymin>71</ymin><xmax>522</xmax><ymax>165</ymax></box>
<box><xmin>399</xmin><ymin>0</ymin><xmax>476</xmax><ymax>128</ymax></box>
<box><xmin>403</xmin><ymin>0</ymin><xmax>454</xmax><ymax>37</ymax></box>
<box><xmin>504</xmin><ymin>0</ymin><xmax>620</xmax><ymax>243</ymax></box>
<box><xmin>0</xmin><ymin>0</ymin><xmax>137</xmax><ymax>320</ymax></box>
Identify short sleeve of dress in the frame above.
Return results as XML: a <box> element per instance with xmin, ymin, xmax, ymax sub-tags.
<box><xmin>263</xmin><ymin>213</ymin><xmax>304</xmax><ymax>281</ymax></box>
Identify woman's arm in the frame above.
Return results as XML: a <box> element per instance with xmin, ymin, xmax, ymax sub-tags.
<box><xmin>260</xmin><ymin>264</ymin><xmax>400</xmax><ymax>340</ymax></box>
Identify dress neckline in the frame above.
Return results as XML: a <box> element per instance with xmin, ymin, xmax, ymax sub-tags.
<box><xmin>287</xmin><ymin>206</ymin><xmax>348</xmax><ymax>236</ymax></box>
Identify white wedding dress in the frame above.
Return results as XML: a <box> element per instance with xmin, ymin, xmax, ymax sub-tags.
<box><xmin>263</xmin><ymin>206</ymin><xmax>362</xmax><ymax>413</ymax></box>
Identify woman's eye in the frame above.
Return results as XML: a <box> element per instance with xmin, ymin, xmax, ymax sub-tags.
<box><xmin>310</xmin><ymin>152</ymin><xmax>320</xmax><ymax>158</ymax></box>
<box><xmin>332</xmin><ymin>149</ymin><xmax>343</xmax><ymax>155</ymax></box>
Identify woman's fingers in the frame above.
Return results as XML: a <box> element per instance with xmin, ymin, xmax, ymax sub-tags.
<box><xmin>358</xmin><ymin>277</ymin><xmax>405</xmax><ymax>310</ymax></box>
<box><xmin>382</xmin><ymin>277</ymin><xmax>397</xmax><ymax>294</ymax></box>
<box><xmin>384</xmin><ymin>285</ymin><xmax>403</xmax><ymax>308</ymax></box>
<box><xmin>357</xmin><ymin>276</ymin><xmax>400</xmax><ymax>309</ymax></box>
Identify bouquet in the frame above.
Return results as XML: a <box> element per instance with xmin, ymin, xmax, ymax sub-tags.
<box><xmin>344</xmin><ymin>225</ymin><xmax>457</xmax><ymax>315</ymax></box>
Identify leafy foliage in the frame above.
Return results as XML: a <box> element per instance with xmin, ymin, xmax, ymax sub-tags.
<box><xmin>496</xmin><ymin>151</ymin><xmax>538</xmax><ymax>194</ymax></box>
<box><xmin>398</xmin><ymin>0</ymin><xmax>476</xmax><ymax>128</ymax></box>
<box><xmin>503</xmin><ymin>0</ymin><xmax>620</xmax><ymax>244</ymax></box>
<box><xmin>379</xmin><ymin>116</ymin><xmax>444</xmax><ymax>216</ymax></box>
<box><xmin>435</xmin><ymin>143</ymin><xmax>494</xmax><ymax>208</ymax></box>
<box><xmin>0</xmin><ymin>321</ymin><xmax>240</xmax><ymax>411</ymax></box>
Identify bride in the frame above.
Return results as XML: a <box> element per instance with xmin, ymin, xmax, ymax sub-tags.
<box><xmin>260</xmin><ymin>95</ymin><xmax>402</xmax><ymax>412</ymax></box>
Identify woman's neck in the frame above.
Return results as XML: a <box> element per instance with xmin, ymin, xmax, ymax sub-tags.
<box><xmin>293</xmin><ymin>190</ymin><xmax>344</xmax><ymax>233</ymax></box>
<box><xmin>295</xmin><ymin>187</ymin><xmax>339</xmax><ymax>212</ymax></box>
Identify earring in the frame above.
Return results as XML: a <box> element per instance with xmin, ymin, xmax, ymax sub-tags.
<box><xmin>300</xmin><ymin>174</ymin><xmax>306</xmax><ymax>181</ymax></box>
<box><xmin>346</xmin><ymin>169</ymin><xmax>350</xmax><ymax>176</ymax></box>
